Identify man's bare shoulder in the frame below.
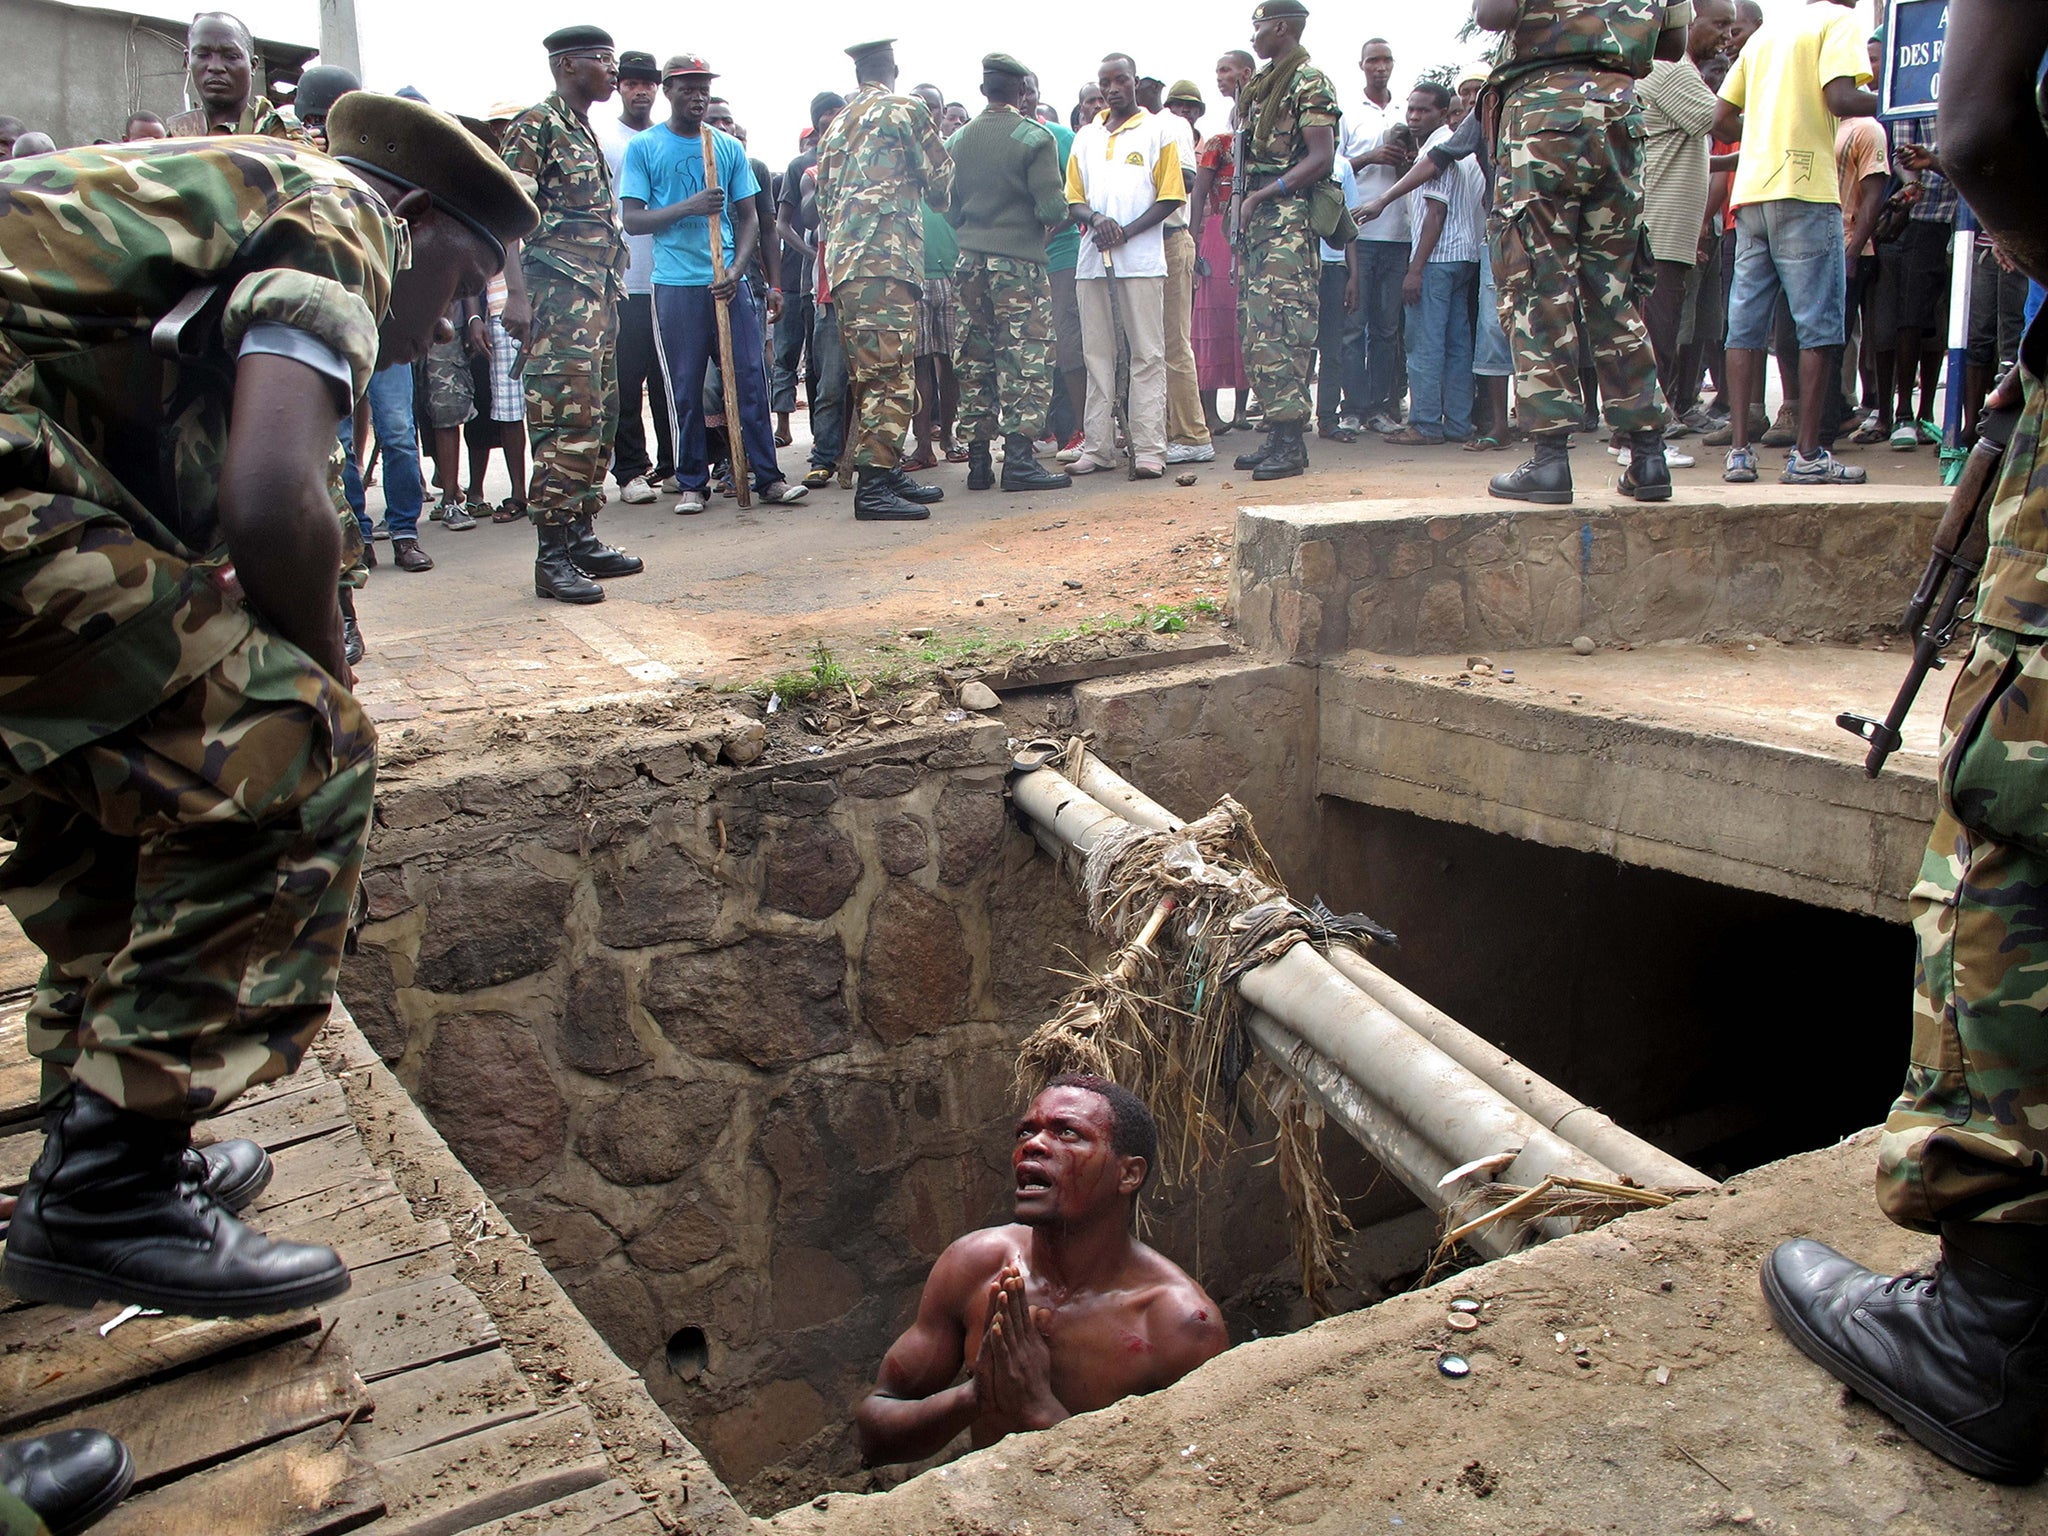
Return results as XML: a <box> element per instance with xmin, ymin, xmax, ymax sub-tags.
<box><xmin>1128</xmin><ymin>1243</ymin><xmax>1230</xmax><ymax>1366</ymax></box>
<box><xmin>926</xmin><ymin>1224</ymin><xmax>1034</xmax><ymax>1296</ymax></box>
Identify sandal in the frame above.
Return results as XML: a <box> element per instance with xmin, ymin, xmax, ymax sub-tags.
<box><xmin>945</xmin><ymin>442</ymin><xmax>970</xmax><ymax>464</ymax></box>
<box><xmin>492</xmin><ymin>499</ymin><xmax>528</xmax><ymax>523</ymax></box>
<box><xmin>802</xmin><ymin>466</ymin><xmax>834</xmax><ymax>490</ymax></box>
<box><xmin>1463</xmin><ymin>434</ymin><xmax>1505</xmax><ymax>452</ymax></box>
<box><xmin>1383</xmin><ymin>426</ymin><xmax>1445</xmax><ymax>447</ymax></box>
<box><xmin>902</xmin><ymin>448</ymin><xmax>939</xmax><ymax>472</ymax></box>
<box><xmin>1317</xmin><ymin>425</ymin><xmax>1358</xmax><ymax>444</ymax></box>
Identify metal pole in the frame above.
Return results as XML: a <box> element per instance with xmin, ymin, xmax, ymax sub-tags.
<box><xmin>317</xmin><ymin>0</ymin><xmax>361</xmax><ymax>79</ymax></box>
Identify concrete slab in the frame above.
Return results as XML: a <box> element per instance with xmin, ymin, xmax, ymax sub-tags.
<box><xmin>1319</xmin><ymin>643</ymin><xmax>1940</xmax><ymax>920</ymax></box>
<box><xmin>1235</xmin><ymin>485</ymin><xmax>1951</xmax><ymax>663</ymax></box>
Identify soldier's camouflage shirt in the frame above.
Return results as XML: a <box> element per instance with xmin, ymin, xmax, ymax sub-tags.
<box><xmin>815</xmin><ymin>82</ymin><xmax>954</xmax><ymax>290</ymax></box>
<box><xmin>1499</xmin><ymin>0</ymin><xmax>1694</xmax><ymax>85</ymax></box>
<box><xmin>165</xmin><ymin>95</ymin><xmax>298</xmax><ymax>141</ymax></box>
<box><xmin>500</xmin><ymin>92</ymin><xmax>627</xmax><ymax>300</ymax></box>
<box><xmin>0</xmin><ymin>139</ymin><xmax>400</xmax><ymax>766</ymax></box>
<box><xmin>1241</xmin><ymin>59</ymin><xmax>1340</xmax><ymax>178</ymax></box>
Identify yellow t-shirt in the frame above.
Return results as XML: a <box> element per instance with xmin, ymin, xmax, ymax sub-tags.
<box><xmin>1720</xmin><ymin>3</ymin><xmax>1872</xmax><ymax>208</ymax></box>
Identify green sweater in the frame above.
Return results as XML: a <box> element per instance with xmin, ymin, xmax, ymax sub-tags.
<box><xmin>945</xmin><ymin>106</ymin><xmax>1068</xmax><ymax>265</ymax></box>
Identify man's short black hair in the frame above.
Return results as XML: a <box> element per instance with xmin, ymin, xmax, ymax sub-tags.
<box><xmin>1410</xmin><ymin>81</ymin><xmax>1452</xmax><ymax>110</ymax></box>
<box><xmin>1045</xmin><ymin>1073</ymin><xmax>1157</xmax><ymax>1190</ymax></box>
<box><xmin>188</xmin><ymin>10</ymin><xmax>254</xmax><ymax>50</ymax></box>
<box><xmin>1101</xmin><ymin>53</ymin><xmax>1138</xmax><ymax>79</ymax></box>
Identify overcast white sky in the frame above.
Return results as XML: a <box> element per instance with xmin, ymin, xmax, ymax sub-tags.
<box><xmin>131</xmin><ymin>0</ymin><xmax>1872</xmax><ymax>157</ymax></box>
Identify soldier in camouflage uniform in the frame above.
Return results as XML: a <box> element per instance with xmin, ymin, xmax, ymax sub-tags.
<box><xmin>0</xmin><ymin>101</ymin><xmax>536</xmax><ymax>1333</ymax></box>
<box><xmin>500</xmin><ymin>25</ymin><xmax>644</xmax><ymax>603</ymax></box>
<box><xmin>946</xmin><ymin>53</ymin><xmax>1071</xmax><ymax>495</ymax></box>
<box><xmin>1229</xmin><ymin>0</ymin><xmax>1340</xmax><ymax>483</ymax></box>
<box><xmin>1760</xmin><ymin>0</ymin><xmax>2048</xmax><ymax>1474</ymax></box>
<box><xmin>1474</xmin><ymin>0</ymin><xmax>1689</xmax><ymax>506</ymax></box>
<box><xmin>164</xmin><ymin>12</ymin><xmax>295</xmax><ymax>141</ymax></box>
<box><xmin>816</xmin><ymin>38</ymin><xmax>955</xmax><ymax>521</ymax></box>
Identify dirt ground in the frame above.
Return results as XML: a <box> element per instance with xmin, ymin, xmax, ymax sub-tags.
<box><xmin>765</xmin><ymin>1130</ymin><xmax>2044</xmax><ymax>1536</ymax></box>
<box><xmin>352</xmin><ymin>410</ymin><xmax>1948</xmax><ymax>734</ymax></box>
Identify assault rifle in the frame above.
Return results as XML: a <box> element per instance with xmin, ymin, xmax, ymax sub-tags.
<box><xmin>1226</xmin><ymin>113</ymin><xmax>1249</xmax><ymax>278</ymax></box>
<box><xmin>1836</xmin><ymin>406</ymin><xmax>2018</xmax><ymax>778</ymax></box>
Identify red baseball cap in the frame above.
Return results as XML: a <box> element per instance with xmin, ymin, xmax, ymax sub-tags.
<box><xmin>663</xmin><ymin>54</ymin><xmax>717</xmax><ymax>80</ymax></box>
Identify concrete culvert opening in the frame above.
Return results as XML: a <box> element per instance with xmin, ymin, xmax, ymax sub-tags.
<box><xmin>343</xmin><ymin>636</ymin><xmax>1919</xmax><ymax>1516</ymax></box>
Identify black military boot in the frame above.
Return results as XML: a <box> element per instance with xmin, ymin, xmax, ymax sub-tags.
<box><xmin>1489</xmin><ymin>431</ymin><xmax>1574</xmax><ymax>505</ymax></box>
<box><xmin>854</xmin><ymin>466</ymin><xmax>931</xmax><ymax>521</ymax></box>
<box><xmin>188</xmin><ymin>1139</ymin><xmax>273</xmax><ymax>1213</ymax></box>
<box><xmin>339</xmin><ymin>588</ymin><xmax>364</xmax><ymax>667</ymax></box>
<box><xmin>966</xmin><ymin>440</ymin><xmax>995</xmax><ymax>491</ymax></box>
<box><xmin>887</xmin><ymin>467</ymin><xmax>945</xmax><ymax>504</ymax></box>
<box><xmin>1001</xmin><ymin>433</ymin><xmax>1070</xmax><ymax>491</ymax></box>
<box><xmin>534</xmin><ymin>523</ymin><xmax>604</xmax><ymax>603</ymax></box>
<box><xmin>1</xmin><ymin>1086</ymin><xmax>351</xmax><ymax>1317</ymax></box>
<box><xmin>1232</xmin><ymin>429</ymin><xmax>1278</xmax><ymax>471</ymax></box>
<box><xmin>1618</xmin><ymin>428</ymin><xmax>1672</xmax><ymax>502</ymax></box>
<box><xmin>1252</xmin><ymin>422</ymin><xmax>1309</xmax><ymax>481</ymax></box>
<box><xmin>1761</xmin><ymin>1224</ymin><xmax>2048</xmax><ymax>1483</ymax></box>
<box><xmin>566</xmin><ymin>510</ymin><xmax>644</xmax><ymax>579</ymax></box>
<box><xmin>0</xmin><ymin>1429</ymin><xmax>134</xmax><ymax>1534</ymax></box>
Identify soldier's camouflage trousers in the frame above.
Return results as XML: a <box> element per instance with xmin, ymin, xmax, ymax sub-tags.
<box><xmin>836</xmin><ymin>276</ymin><xmax>919</xmax><ymax>469</ymax></box>
<box><xmin>0</xmin><ymin>621</ymin><xmax>376</xmax><ymax>1122</ymax></box>
<box><xmin>522</xmin><ymin>267</ymin><xmax>619</xmax><ymax>528</ymax></box>
<box><xmin>0</xmin><ymin>1487</ymin><xmax>44</xmax><ymax>1536</ymax></box>
<box><xmin>1886</xmin><ymin>622</ymin><xmax>2048</xmax><ymax>1228</ymax></box>
<box><xmin>1238</xmin><ymin>196</ymin><xmax>1320</xmax><ymax>427</ymax></box>
<box><xmin>954</xmin><ymin>254</ymin><xmax>1054</xmax><ymax>442</ymax></box>
<box><xmin>1491</xmin><ymin>94</ymin><xmax>1665</xmax><ymax>436</ymax></box>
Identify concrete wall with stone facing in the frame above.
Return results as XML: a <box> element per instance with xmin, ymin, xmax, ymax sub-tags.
<box><xmin>1233</xmin><ymin>487</ymin><xmax>1949</xmax><ymax>662</ymax></box>
<box><xmin>340</xmin><ymin>713</ymin><xmax>1306</xmax><ymax>1514</ymax></box>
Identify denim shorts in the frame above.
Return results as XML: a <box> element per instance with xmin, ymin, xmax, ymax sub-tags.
<box><xmin>1727</xmin><ymin>198</ymin><xmax>1846</xmax><ymax>352</ymax></box>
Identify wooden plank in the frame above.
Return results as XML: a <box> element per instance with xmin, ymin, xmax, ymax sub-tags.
<box><xmin>93</xmin><ymin>1426</ymin><xmax>384</xmax><ymax>1536</ymax></box>
<box><xmin>272</xmin><ymin>1192</ymin><xmax>432</xmax><ymax>1279</ymax></box>
<box><xmin>0</xmin><ymin>1012</ymin><xmax>39</xmax><ymax>1133</ymax></box>
<box><xmin>254</xmin><ymin>1128</ymin><xmax>384</xmax><ymax>1211</ymax></box>
<box><xmin>437</xmin><ymin>1481</ymin><xmax>659</xmax><ymax>1536</ymax></box>
<box><xmin>367</xmin><ymin>1403</ymin><xmax>609</xmax><ymax>1536</ymax></box>
<box><xmin>262</xmin><ymin>1173</ymin><xmax>404</xmax><ymax>1236</ymax></box>
<box><xmin>349</xmin><ymin>1350</ymin><xmax>535</xmax><ymax>1463</ymax></box>
<box><xmin>39</xmin><ymin>1342</ymin><xmax>366</xmax><ymax>1489</ymax></box>
<box><xmin>326</xmin><ymin>1275</ymin><xmax>497</xmax><ymax>1384</ymax></box>
<box><xmin>0</xmin><ymin>1305</ymin><xmax>320</xmax><ymax>1434</ymax></box>
<box><xmin>203</xmin><ymin>1080</ymin><xmax>356</xmax><ymax>1154</ymax></box>
<box><xmin>990</xmin><ymin>639</ymin><xmax>1236</xmax><ymax>692</ymax></box>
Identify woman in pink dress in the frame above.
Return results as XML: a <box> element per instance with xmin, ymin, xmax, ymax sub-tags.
<box><xmin>1189</xmin><ymin>51</ymin><xmax>1254</xmax><ymax>434</ymax></box>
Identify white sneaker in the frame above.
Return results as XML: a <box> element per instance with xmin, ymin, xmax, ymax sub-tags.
<box><xmin>1665</xmin><ymin>446</ymin><xmax>1695</xmax><ymax>468</ymax></box>
<box><xmin>674</xmin><ymin>490</ymin><xmax>707</xmax><ymax>515</ymax></box>
<box><xmin>620</xmin><ymin>475</ymin><xmax>657</xmax><ymax>505</ymax></box>
<box><xmin>1165</xmin><ymin>442</ymin><xmax>1215</xmax><ymax>464</ymax></box>
<box><xmin>1336</xmin><ymin>415</ymin><xmax>1363</xmax><ymax>433</ymax></box>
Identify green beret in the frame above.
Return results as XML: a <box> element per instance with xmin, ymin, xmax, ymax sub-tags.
<box><xmin>326</xmin><ymin>93</ymin><xmax>539</xmax><ymax>266</ymax></box>
<box><xmin>618</xmin><ymin>50</ymin><xmax>661</xmax><ymax>82</ymax></box>
<box><xmin>1251</xmin><ymin>0</ymin><xmax>1309</xmax><ymax>19</ymax></box>
<box><xmin>845</xmin><ymin>37</ymin><xmax>896</xmax><ymax>61</ymax></box>
<box><xmin>981</xmin><ymin>53</ymin><xmax>1030</xmax><ymax>80</ymax></box>
<box><xmin>543</xmin><ymin>25</ymin><xmax>613</xmax><ymax>56</ymax></box>
<box><xmin>1166</xmin><ymin>79</ymin><xmax>1205</xmax><ymax>107</ymax></box>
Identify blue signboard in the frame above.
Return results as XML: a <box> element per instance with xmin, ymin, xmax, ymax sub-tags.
<box><xmin>1881</xmin><ymin>0</ymin><xmax>1946</xmax><ymax>120</ymax></box>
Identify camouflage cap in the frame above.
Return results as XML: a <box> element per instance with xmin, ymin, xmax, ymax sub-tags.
<box><xmin>1251</xmin><ymin>0</ymin><xmax>1309</xmax><ymax>18</ymax></box>
<box><xmin>326</xmin><ymin>92</ymin><xmax>539</xmax><ymax>263</ymax></box>
<box><xmin>981</xmin><ymin>53</ymin><xmax>1031</xmax><ymax>80</ymax></box>
<box><xmin>1166</xmin><ymin>78</ymin><xmax>1205</xmax><ymax>106</ymax></box>
<box><xmin>618</xmin><ymin>50</ymin><xmax>661</xmax><ymax>82</ymax></box>
<box><xmin>543</xmin><ymin>25</ymin><xmax>614</xmax><ymax>55</ymax></box>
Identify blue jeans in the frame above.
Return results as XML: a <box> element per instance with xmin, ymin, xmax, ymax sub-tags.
<box><xmin>1405</xmin><ymin>261</ymin><xmax>1479</xmax><ymax>441</ymax></box>
<box><xmin>1315</xmin><ymin>261</ymin><xmax>1369</xmax><ymax>425</ymax></box>
<box><xmin>653</xmin><ymin>279</ymin><xmax>783</xmax><ymax>493</ymax></box>
<box><xmin>809</xmin><ymin>299</ymin><xmax>847</xmax><ymax>470</ymax></box>
<box><xmin>362</xmin><ymin>363</ymin><xmax>424</xmax><ymax>540</ymax></box>
<box><xmin>1475</xmin><ymin>256</ymin><xmax>1513</xmax><ymax>378</ymax></box>
<box><xmin>1357</xmin><ymin>240</ymin><xmax>1409</xmax><ymax>418</ymax></box>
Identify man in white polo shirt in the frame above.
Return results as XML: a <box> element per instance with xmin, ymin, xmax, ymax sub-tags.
<box><xmin>1063</xmin><ymin>51</ymin><xmax>1185</xmax><ymax>478</ymax></box>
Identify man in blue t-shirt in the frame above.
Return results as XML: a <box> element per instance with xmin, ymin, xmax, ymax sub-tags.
<box><xmin>622</xmin><ymin>55</ymin><xmax>803</xmax><ymax>511</ymax></box>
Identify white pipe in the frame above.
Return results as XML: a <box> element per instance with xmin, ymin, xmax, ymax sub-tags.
<box><xmin>1243</xmin><ymin>1013</ymin><xmax>1523</xmax><ymax>1259</ymax></box>
<box><xmin>1066</xmin><ymin>751</ymin><xmax>1714</xmax><ymax>1191</ymax></box>
<box><xmin>1321</xmin><ymin>948</ymin><xmax>1715</xmax><ymax>1191</ymax></box>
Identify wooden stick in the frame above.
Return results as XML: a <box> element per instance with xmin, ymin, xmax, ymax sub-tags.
<box><xmin>700</xmin><ymin>129</ymin><xmax>752</xmax><ymax>509</ymax></box>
